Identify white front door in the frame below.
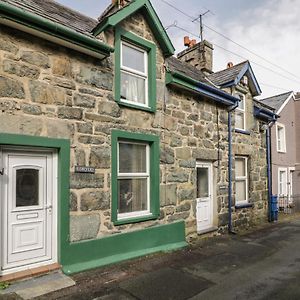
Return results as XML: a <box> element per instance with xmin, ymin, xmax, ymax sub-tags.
<box><xmin>196</xmin><ymin>162</ymin><xmax>213</xmax><ymax>233</ymax></box>
<box><xmin>1</xmin><ymin>149</ymin><xmax>57</xmax><ymax>274</ymax></box>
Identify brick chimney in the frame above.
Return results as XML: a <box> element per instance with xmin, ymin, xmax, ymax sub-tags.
<box><xmin>177</xmin><ymin>37</ymin><xmax>214</xmax><ymax>75</ymax></box>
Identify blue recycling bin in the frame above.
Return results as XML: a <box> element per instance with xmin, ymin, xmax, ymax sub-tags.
<box><xmin>270</xmin><ymin>195</ymin><xmax>278</xmax><ymax>221</ymax></box>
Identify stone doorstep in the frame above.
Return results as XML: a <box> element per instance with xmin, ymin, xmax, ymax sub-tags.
<box><xmin>0</xmin><ymin>262</ymin><xmax>61</xmax><ymax>283</ymax></box>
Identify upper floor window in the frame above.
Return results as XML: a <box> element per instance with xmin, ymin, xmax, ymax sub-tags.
<box><xmin>235</xmin><ymin>93</ymin><xmax>246</xmax><ymax>131</ymax></box>
<box><xmin>235</xmin><ymin>156</ymin><xmax>248</xmax><ymax>205</ymax></box>
<box><xmin>276</xmin><ymin>123</ymin><xmax>286</xmax><ymax>153</ymax></box>
<box><xmin>121</xmin><ymin>41</ymin><xmax>148</xmax><ymax>106</ymax></box>
<box><xmin>115</xmin><ymin>27</ymin><xmax>156</xmax><ymax>112</ymax></box>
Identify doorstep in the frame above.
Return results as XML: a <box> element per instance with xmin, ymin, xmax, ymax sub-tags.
<box><xmin>0</xmin><ymin>263</ymin><xmax>61</xmax><ymax>283</ymax></box>
<box><xmin>0</xmin><ymin>270</ymin><xmax>75</xmax><ymax>300</ymax></box>
<box><xmin>197</xmin><ymin>226</ymin><xmax>218</xmax><ymax>235</ymax></box>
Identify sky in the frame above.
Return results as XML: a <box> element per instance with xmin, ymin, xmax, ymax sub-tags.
<box><xmin>56</xmin><ymin>0</ymin><xmax>300</xmax><ymax>98</ymax></box>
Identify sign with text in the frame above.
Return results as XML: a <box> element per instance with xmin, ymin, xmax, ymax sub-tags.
<box><xmin>75</xmin><ymin>166</ymin><xmax>95</xmax><ymax>174</ymax></box>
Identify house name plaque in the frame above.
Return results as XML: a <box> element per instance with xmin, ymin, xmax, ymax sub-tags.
<box><xmin>75</xmin><ymin>166</ymin><xmax>95</xmax><ymax>174</ymax></box>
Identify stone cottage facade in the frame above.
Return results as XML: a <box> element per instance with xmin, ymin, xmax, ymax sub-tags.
<box><xmin>0</xmin><ymin>0</ymin><xmax>276</xmax><ymax>277</ymax></box>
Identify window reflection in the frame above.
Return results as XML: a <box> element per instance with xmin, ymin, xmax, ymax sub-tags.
<box><xmin>16</xmin><ymin>169</ymin><xmax>39</xmax><ymax>207</ymax></box>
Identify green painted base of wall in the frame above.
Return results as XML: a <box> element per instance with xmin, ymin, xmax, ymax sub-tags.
<box><xmin>61</xmin><ymin>221</ymin><xmax>187</xmax><ymax>274</ymax></box>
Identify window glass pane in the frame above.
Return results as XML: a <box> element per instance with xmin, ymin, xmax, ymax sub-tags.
<box><xmin>118</xmin><ymin>178</ymin><xmax>148</xmax><ymax>214</ymax></box>
<box><xmin>122</xmin><ymin>43</ymin><xmax>145</xmax><ymax>73</ymax></box>
<box><xmin>277</xmin><ymin>127</ymin><xmax>285</xmax><ymax>150</ymax></box>
<box><xmin>279</xmin><ymin>171</ymin><xmax>287</xmax><ymax>195</ymax></box>
<box><xmin>235</xmin><ymin>111</ymin><xmax>244</xmax><ymax>129</ymax></box>
<box><xmin>238</xmin><ymin>95</ymin><xmax>244</xmax><ymax>109</ymax></box>
<box><xmin>119</xmin><ymin>142</ymin><xmax>147</xmax><ymax>173</ymax></box>
<box><xmin>16</xmin><ymin>169</ymin><xmax>39</xmax><ymax>207</ymax></box>
<box><xmin>235</xmin><ymin>158</ymin><xmax>245</xmax><ymax>177</ymax></box>
<box><xmin>236</xmin><ymin>180</ymin><xmax>246</xmax><ymax>203</ymax></box>
<box><xmin>121</xmin><ymin>71</ymin><xmax>146</xmax><ymax>104</ymax></box>
<box><xmin>197</xmin><ymin>167</ymin><xmax>209</xmax><ymax>198</ymax></box>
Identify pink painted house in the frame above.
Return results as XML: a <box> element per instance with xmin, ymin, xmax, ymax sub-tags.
<box><xmin>260</xmin><ymin>92</ymin><xmax>300</xmax><ymax>209</ymax></box>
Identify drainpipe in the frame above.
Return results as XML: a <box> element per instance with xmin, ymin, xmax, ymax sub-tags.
<box><xmin>266</xmin><ymin>120</ymin><xmax>275</xmax><ymax>221</ymax></box>
<box><xmin>228</xmin><ymin>101</ymin><xmax>239</xmax><ymax>234</ymax></box>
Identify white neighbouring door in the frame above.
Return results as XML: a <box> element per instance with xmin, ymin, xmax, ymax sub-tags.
<box><xmin>196</xmin><ymin>162</ymin><xmax>213</xmax><ymax>233</ymax></box>
<box><xmin>0</xmin><ymin>149</ymin><xmax>57</xmax><ymax>274</ymax></box>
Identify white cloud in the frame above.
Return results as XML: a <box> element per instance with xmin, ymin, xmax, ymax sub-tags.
<box><xmin>211</xmin><ymin>0</ymin><xmax>300</xmax><ymax>97</ymax></box>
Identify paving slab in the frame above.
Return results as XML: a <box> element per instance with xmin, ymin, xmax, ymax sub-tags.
<box><xmin>0</xmin><ymin>271</ymin><xmax>75</xmax><ymax>300</ymax></box>
<box><xmin>120</xmin><ymin>267</ymin><xmax>214</xmax><ymax>300</ymax></box>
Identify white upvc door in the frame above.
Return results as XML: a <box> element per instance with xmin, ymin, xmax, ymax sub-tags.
<box><xmin>196</xmin><ymin>162</ymin><xmax>213</xmax><ymax>233</ymax></box>
<box><xmin>0</xmin><ymin>149</ymin><xmax>57</xmax><ymax>274</ymax></box>
<box><xmin>278</xmin><ymin>168</ymin><xmax>288</xmax><ymax>197</ymax></box>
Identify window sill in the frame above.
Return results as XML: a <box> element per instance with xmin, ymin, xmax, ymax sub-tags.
<box><xmin>235</xmin><ymin>129</ymin><xmax>250</xmax><ymax>135</ymax></box>
<box><xmin>235</xmin><ymin>203</ymin><xmax>253</xmax><ymax>209</ymax></box>
<box><xmin>277</xmin><ymin>150</ymin><xmax>287</xmax><ymax>154</ymax></box>
<box><xmin>118</xmin><ymin>99</ymin><xmax>155</xmax><ymax>113</ymax></box>
<box><xmin>113</xmin><ymin>213</ymin><xmax>157</xmax><ymax>226</ymax></box>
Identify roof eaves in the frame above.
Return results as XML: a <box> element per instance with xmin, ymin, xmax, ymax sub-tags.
<box><xmin>246</xmin><ymin>62</ymin><xmax>262</xmax><ymax>96</ymax></box>
<box><xmin>166</xmin><ymin>70</ymin><xmax>238</xmax><ymax>107</ymax></box>
<box><xmin>276</xmin><ymin>91</ymin><xmax>294</xmax><ymax>115</ymax></box>
<box><xmin>92</xmin><ymin>0</ymin><xmax>175</xmax><ymax>57</ymax></box>
<box><xmin>0</xmin><ymin>1</ymin><xmax>114</xmax><ymax>58</ymax></box>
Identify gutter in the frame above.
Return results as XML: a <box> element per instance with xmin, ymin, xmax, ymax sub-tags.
<box><xmin>0</xmin><ymin>1</ymin><xmax>114</xmax><ymax>59</ymax></box>
<box><xmin>253</xmin><ymin>106</ymin><xmax>278</xmax><ymax>122</ymax></box>
<box><xmin>166</xmin><ymin>71</ymin><xmax>238</xmax><ymax>106</ymax></box>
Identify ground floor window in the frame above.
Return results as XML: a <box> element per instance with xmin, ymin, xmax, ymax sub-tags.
<box><xmin>111</xmin><ymin>130</ymin><xmax>159</xmax><ymax>225</ymax></box>
<box><xmin>235</xmin><ymin>156</ymin><xmax>248</xmax><ymax>205</ymax></box>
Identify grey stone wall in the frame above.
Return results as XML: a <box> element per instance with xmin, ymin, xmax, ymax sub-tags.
<box><xmin>231</xmin><ymin>85</ymin><xmax>268</xmax><ymax>230</ymax></box>
<box><xmin>0</xmin><ymin>12</ymin><xmax>269</xmax><ymax>243</ymax></box>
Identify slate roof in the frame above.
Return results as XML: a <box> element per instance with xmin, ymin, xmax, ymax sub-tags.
<box><xmin>208</xmin><ymin>61</ymin><xmax>248</xmax><ymax>86</ymax></box>
<box><xmin>253</xmin><ymin>99</ymin><xmax>276</xmax><ymax>112</ymax></box>
<box><xmin>166</xmin><ymin>56</ymin><xmax>214</xmax><ymax>87</ymax></box>
<box><xmin>259</xmin><ymin>91</ymin><xmax>293</xmax><ymax>113</ymax></box>
<box><xmin>1</xmin><ymin>0</ymin><xmax>98</xmax><ymax>35</ymax></box>
<box><xmin>97</xmin><ymin>1</ymin><xmax>132</xmax><ymax>24</ymax></box>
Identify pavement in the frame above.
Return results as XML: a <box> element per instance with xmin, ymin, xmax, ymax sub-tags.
<box><xmin>1</xmin><ymin>215</ymin><xmax>300</xmax><ymax>300</ymax></box>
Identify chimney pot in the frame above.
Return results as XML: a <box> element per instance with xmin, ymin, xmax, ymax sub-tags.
<box><xmin>191</xmin><ymin>39</ymin><xmax>197</xmax><ymax>47</ymax></box>
<box><xmin>227</xmin><ymin>62</ymin><xmax>234</xmax><ymax>68</ymax></box>
<box><xmin>184</xmin><ymin>36</ymin><xmax>191</xmax><ymax>47</ymax></box>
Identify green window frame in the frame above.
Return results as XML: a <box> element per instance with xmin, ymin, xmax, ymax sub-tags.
<box><xmin>115</xmin><ymin>27</ymin><xmax>157</xmax><ymax>112</ymax></box>
<box><xmin>111</xmin><ymin>130</ymin><xmax>160</xmax><ymax>225</ymax></box>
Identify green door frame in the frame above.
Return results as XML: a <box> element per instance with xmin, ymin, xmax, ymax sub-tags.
<box><xmin>0</xmin><ymin>133</ymin><xmax>70</xmax><ymax>267</ymax></box>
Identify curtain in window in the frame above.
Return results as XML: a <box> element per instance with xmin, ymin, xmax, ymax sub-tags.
<box><xmin>121</xmin><ymin>72</ymin><xmax>145</xmax><ymax>104</ymax></box>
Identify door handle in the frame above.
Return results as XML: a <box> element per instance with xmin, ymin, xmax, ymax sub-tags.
<box><xmin>45</xmin><ymin>205</ymin><xmax>52</xmax><ymax>210</ymax></box>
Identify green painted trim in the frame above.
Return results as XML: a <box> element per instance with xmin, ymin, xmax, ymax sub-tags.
<box><xmin>93</xmin><ymin>0</ymin><xmax>174</xmax><ymax>57</ymax></box>
<box><xmin>115</xmin><ymin>27</ymin><xmax>156</xmax><ymax>112</ymax></box>
<box><xmin>111</xmin><ymin>130</ymin><xmax>159</xmax><ymax>225</ymax></box>
<box><xmin>0</xmin><ymin>1</ymin><xmax>114</xmax><ymax>57</ymax></box>
<box><xmin>0</xmin><ymin>133</ymin><xmax>70</xmax><ymax>268</ymax></box>
<box><xmin>62</xmin><ymin>221</ymin><xmax>187</xmax><ymax>274</ymax></box>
